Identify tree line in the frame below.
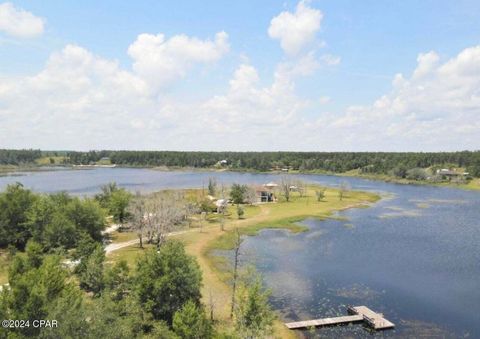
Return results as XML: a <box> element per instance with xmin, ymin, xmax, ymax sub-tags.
<box><xmin>3</xmin><ymin>149</ymin><xmax>479</xmax><ymax>177</ymax></box>
<box><xmin>0</xmin><ymin>150</ymin><xmax>42</xmax><ymax>165</ymax></box>
<box><xmin>65</xmin><ymin>150</ymin><xmax>480</xmax><ymax>177</ymax></box>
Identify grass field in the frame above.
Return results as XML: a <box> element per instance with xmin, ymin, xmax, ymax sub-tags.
<box><xmin>109</xmin><ymin>186</ymin><xmax>379</xmax><ymax>338</ymax></box>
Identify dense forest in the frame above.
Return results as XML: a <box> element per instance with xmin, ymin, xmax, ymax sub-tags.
<box><xmin>2</xmin><ymin>149</ymin><xmax>480</xmax><ymax>177</ymax></box>
<box><xmin>0</xmin><ymin>150</ymin><xmax>42</xmax><ymax>165</ymax></box>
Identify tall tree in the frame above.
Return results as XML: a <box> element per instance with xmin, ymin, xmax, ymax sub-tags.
<box><xmin>234</xmin><ymin>270</ymin><xmax>275</xmax><ymax>339</ymax></box>
<box><xmin>79</xmin><ymin>245</ymin><xmax>105</xmax><ymax>296</ymax></box>
<box><xmin>0</xmin><ymin>183</ymin><xmax>36</xmax><ymax>249</ymax></box>
<box><xmin>135</xmin><ymin>241</ymin><xmax>202</xmax><ymax>324</ymax></box>
<box><xmin>230</xmin><ymin>184</ymin><xmax>247</xmax><ymax>206</ymax></box>
<box><xmin>230</xmin><ymin>228</ymin><xmax>243</xmax><ymax>319</ymax></box>
<box><xmin>173</xmin><ymin>300</ymin><xmax>213</xmax><ymax>339</ymax></box>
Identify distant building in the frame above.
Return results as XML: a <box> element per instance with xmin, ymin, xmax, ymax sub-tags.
<box><xmin>436</xmin><ymin>169</ymin><xmax>468</xmax><ymax>176</ymax></box>
<box><xmin>215</xmin><ymin>159</ymin><xmax>228</xmax><ymax>167</ymax></box>
<box><xmin>253</xmin><ymin>183</ymin><xmax>278</xmax><ymax>203</ymax></box>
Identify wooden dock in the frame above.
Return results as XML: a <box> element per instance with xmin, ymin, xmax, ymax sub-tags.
<box><xmin>285</xmin><ymin>305</ymin><xmax>395</xmax><ymax>331</ymax></box>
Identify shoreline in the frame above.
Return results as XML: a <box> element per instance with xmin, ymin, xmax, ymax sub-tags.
<box><xmin>106</xmin><ymin>186</ymin><xmax>379</xmax><ymax>338</ymax></box>
<box><xmin>2</xmin><ymin>164</ymin><xmax>479</xmax><ymax>191</ymax></box>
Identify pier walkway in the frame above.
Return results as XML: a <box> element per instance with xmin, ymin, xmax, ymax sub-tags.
<box><xmin>285</xmin><ymin>305</ymin><xmax>395</xmax><ymax>331</ymax></box>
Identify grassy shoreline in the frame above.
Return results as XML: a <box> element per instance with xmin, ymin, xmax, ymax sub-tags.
<box><xmin>109</xmin><ymin>186</ymin><xmax>380</xmax><ymax>338</ymax></box>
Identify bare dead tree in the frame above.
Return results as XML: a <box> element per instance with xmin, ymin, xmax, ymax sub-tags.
<box><xmin>294</xmin><ymin>180</ymin><xmax>307</xmax><ymax>197</ymax></box>
<box><xmin>184</xmin><ymin>202</ymin><xmax>198</xmax><ymax>228</ymax></box>
<box><xmin>339</xmin><ymin>181</ymin><xmax>351</xmax><ymax>201</ymax></box>
<box><xmin>127</xmin><ymin>193</ymin><xmax>146</xmax><ymax>248</ymax></box>
<box><xmin>280</xmin><ymin>176</ymin><xmax>293</xmax><ymax>202</ymax></box>
<box><xmin>244</xmin><ymin>186</ymin><xmax>257</xmax><ymax>205</ymax></box>
<box><xmin>208</xmin><ymin>289</ymin><xmax>215</xmax><ymax>322</ymax></box>
<box><xmin>200</xmin><ymin>211</ymin><xmax>207</xmax><ymax>233</ymax></box>
<box><xmin>230</xmin><ymin>227</ymin><xmax>243</xmax><ymax>319</ymax></box>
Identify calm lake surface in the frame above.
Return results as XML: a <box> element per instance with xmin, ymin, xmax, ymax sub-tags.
<box><xmin>1</xmin><ymin>168</ymin><xmax>479</xmax><ymax>337</ymax></box>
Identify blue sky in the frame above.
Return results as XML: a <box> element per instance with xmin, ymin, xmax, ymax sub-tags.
<box><xmin>1</xmin><ymin>0</ymin><xmax>480</xmax><ymax>151</ymax></box>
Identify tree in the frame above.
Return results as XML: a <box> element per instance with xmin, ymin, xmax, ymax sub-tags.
<box><xmin>173</xmin><ymin>300</ymin><xmax>213</xmax><ymax>339</ymax></box>
<box><xmin>24</xmin><ymin>195</ymin><xmax>56</xmax><ymax>244</ymax></box>
<box><xmin>109</xmin><ymin>189</ymin><xmax>132</xmax><ymax>224</ymax></box>
<box><xmin>96</xmin><ymin>183</ymin><xmax>132</xmax><ymax>223</ymax></box>
<box><xmin>73</xmin><ymin>232</ymin><xmax>98</xmax><ymax>274</ymax></box>
<box><xmin>230</xmin><ymin>228</ymin><xmax>243</xmax><ymax>319</ymax></box>
<box><xmin>315</xmin><ymin>188</ymin><xmax>326</xmax><ymax>202</ymax></box>
<box><xmin>0</xmin><ymin>183</ymin><xmax>36</xmax><ymax>249</ymax></box>
<box><xmin>243</xmin><ymin>186</ymin><xmax>257</xmax><ymax>205</ymax></box>
<box><xmin>79</xmin><ymin>245</ymin><xmax>105</xmax><ymax>296</ymax></box>
<box><xmin>104</xmin><ymin>260</ymin><xmax>131</xmax><ymax>302</ymax></box>
<box><xmin>128</xmin><ymin>194</ymin><xmax>147</xmax><ymax>248</ymax></box>
<box><xmin>5</xmin><ymin>253</ymin><xmax>71</xmax><ymax>337</ymax></box>
<box><xmin>135</xmin><ymin>241</ymin><xmax>202</xmax><ymax>324</ymax></box>
<box><xmin>43</xmin><ymin>212</ymin><xmax>77</xmax><ymax>250</ymax></box>
<box><xmin>406</xmin><ymin>168</ymin><xmax>428</xmax><ymax>181</ymax></box>
<box><xmin>230</xmin><ymin>184</ymin><xmax>247</xmax><ymax>206</ymax></box>
<box><xmin>236</xmin><ymin>205</ymin><xmax>244</xmax><ymax>219</ymax></box>
<box><xmin>294</xmin><ymin>180</ymin><xmax>307</xmax><ymax>197</ymax></box>
<box><xmin>338</xmin><ymin>181</ymin><xmax>351</xmax><ymax>201</ymax></box>
<box><xmin>148</xmin><ymin>191</ymin><xmax>187</xmax><ymax>247</ymax></box>
<box><xmin>66</xmin><ymin>198</ymin><xmax>106</xmax><ymax>241</ymax></box>
<box><xmin>207</xmin><ymin>178</ymin><xmax>217</xmax><ymax>196</ymax></box>
<box><xmin>280</xmin><ymin>176</ymin><xmax>292</xmax><ymax>202</ymax></box>
<box><xmin>234</xmin><ymin>270</ymin><xmax>275</xmax><ymax>338</ymax></box>
<box><xmin>392</xmin><ymin>166</ymin><xmax>408</xmax><ymax>178</ymax></box>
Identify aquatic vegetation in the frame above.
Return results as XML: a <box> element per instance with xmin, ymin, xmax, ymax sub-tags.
<box><xmin>330</xmin><ymin>283</ymin><xmax>383</xmax><ymax>301</ymax></box>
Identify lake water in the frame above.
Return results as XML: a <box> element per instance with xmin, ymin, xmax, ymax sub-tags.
<box><xmin>1</xmin><ymin>168</ymin><xmax>479</xmax><ymax>337</ymax></box>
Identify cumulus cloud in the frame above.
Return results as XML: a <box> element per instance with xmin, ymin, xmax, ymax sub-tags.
<box><xmin>0</xmin><ymin>2</ymin><xmax>45</xmax><ymax>38</ymax></box>
<box><xmin>268</xmin><ymin>0</ymin><xmax>323</xmax><ymax>56</ymax></box>
<box><xmin>0</xmin><ymin>13</ymin><xmax>479</xmax><ymax>151</ymax></box>
<box><xmin>318</xmin><ymin>45</ymin><xmax>480</xmax><ymax>150</ymax></box>
<box><xmin>127</xmin><ymin>31</ymin><xmax>229</xmax><ymax>90</ymax></box>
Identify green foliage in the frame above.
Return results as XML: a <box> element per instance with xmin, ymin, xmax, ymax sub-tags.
<box><xmin>236</xmin><ymin>205</ymin><xmax>245</xmax><ymax>219</ymax></box>
<box><xmin>135</xmin><ymin>241</ymin><xmax>202</xmax><ymax>324</ymax></box>
<box><xmin>392</xmin><ymin>166</ymin><xmax>408</xmax><ymax>178</ymax></box>
<box><xmin>200</xmin><ymin>199</ymin><xmax>215</xmax><ymax>214</ymax></box>
<box><xmin>406</xmin><ymin>167</ymin><xmax>428</xmax><ymax>180</ymax></box>
<box><xmin>0</xmin><ymin>183</ymin><xmax>36</xmax><ymax>249</ymax></box>
<box><xmin>3</xmin><ymin>253</ymin><xmax>69</xmax><ymax>337</ymax></box>
<box><xmin>0</xmin><ymin>185</ymin><xmax>107</xmax><ymax>253</ymax></box>
<box><xmin>230</xmin><ymin>184</ymin><xmax>247</xmax><ymax>205</ymax></box>
<box><xmin>78</xmin><ymin>245</ymin><xmax>105</xmax><ymax>296</ymax></box>
<box><xmin>66</xmin><ymin>198</ymin><xmax>106</xmax><ymax>241</ymax></box>
<box><xmin>315</xmin><ymin>188</ymin><xmax>326</xmax><ymax>202</ymax></box>
<box><xmin>208</xmin><ymin>178</ymin><xmax>217</xmax><ymax>196</ymax></box>
<box><xmin>173</xmin><ymin>300</ymin><xmax>213</xmax><ymax>339</ymax></box>
<box><xmin>233</xmin><ymin>272</ymin><xmax>275</xmax><ymax>339</ymax></box>
<box><xmin>104</xmin><ymin>260</ymin><xmax>131</xmax><ymax>301</ymax></box>
<box><xmin>62</xmin><ymin>150</ymin><xmax>480</xmax><ymax>178</ymax></box>
<box><xmin>0</xmin><ymin>149</ymin><xmax>42</xmax><ymax>165</ymax></box>
<box><xmin>73</xmin><ymin>232</ymin><xmax>99</xmax><ymax>274</ymax></box>
<box><xmin>95</xmin><ymin>182</ymin><xmax>132</xmax><ymax>223</ymax></box>
<box><xmin>0</xmin><ymin>240</ymin><xmax>212</xmax><ymax>339</ymax></box>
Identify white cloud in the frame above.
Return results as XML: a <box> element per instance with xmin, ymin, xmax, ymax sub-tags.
<box><xmin>320</xmin><ymin>54</ymin><xmax>341</xmax><ymax>66</ymax></box>
<box><xmin>1</xmin><ymin>17</ymin><xmax>479</xmax><ymax>151</ymax></box>
<box><xmin>127</xmin><ymin>31</ymin><xmax>229</xmax><ymax>90</ymax></box>
<box><xmin>316</xmin><ymin>45</ymin><xmax>480</xmax><ymax>150</ymax></box>
<box><xmin>268</xmin><ymin>0</ymin><xmax>323</xmax><ymax>56</ymax></box>
<box><xmin>0</xmin><ymin>2</ymin><xmax>45</xmax><ymax>38</ymax></box>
